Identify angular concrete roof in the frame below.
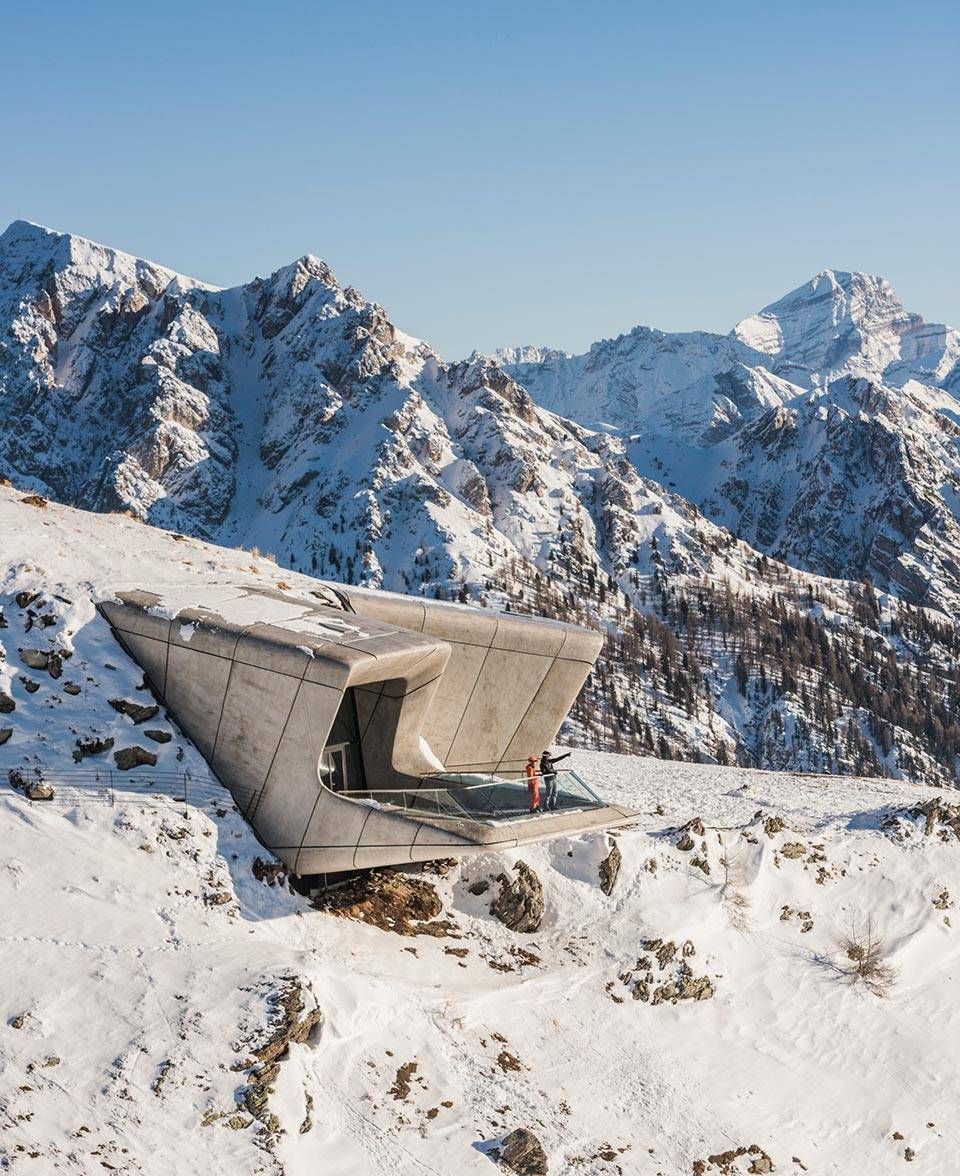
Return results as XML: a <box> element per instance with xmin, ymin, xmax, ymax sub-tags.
<box><xmin>100</xmin><ymin>581</ymin><xmax>633</xmax><ymax>876</ymax></box>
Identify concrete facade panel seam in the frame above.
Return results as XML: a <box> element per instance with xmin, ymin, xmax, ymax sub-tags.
<box><xmin>209</xmin><ymin>624</ymin><xmax>250</xmax><ymax>767</ymax></box>
<box><xmin>442</xmin><ymin>618</ymin><xmax>498</xmax><ymax>756</ymax></box>
<box><xmin>214</xmin><ymin>663</ymin><xmax>303</xmax><ymax>809</ymax></box>
<box><xmin>494</xmin><ymin>649</ymin><xmax>559</xmax><ymax>772</ymax></box>
<box><xmin>249</xmin><ymin>669</ymin><xmax>324</xmax><ymax>826</ymax></box>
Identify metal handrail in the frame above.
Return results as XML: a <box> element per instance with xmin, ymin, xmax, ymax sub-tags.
<box><xmin>336</xmin><ymin>769</ymin><xmax>604</xmax><ymax>823</ymax></box>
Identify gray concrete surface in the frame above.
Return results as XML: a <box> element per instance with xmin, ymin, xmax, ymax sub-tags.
<box><xmin>99</xmin><ymin>580</ymin><xmax>628</xmax><ymax>875</ymax></box>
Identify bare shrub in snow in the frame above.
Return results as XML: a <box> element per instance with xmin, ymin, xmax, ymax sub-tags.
<box><xmin>835</xmin><ymin>916</ymin><xmax>897</xmax><ymax>997</ymax></box>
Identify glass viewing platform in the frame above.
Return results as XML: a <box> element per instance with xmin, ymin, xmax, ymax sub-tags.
<box><xmin>340</xmin><ymin>769</ymin><xmax>604</xmax><ymax>824</ymax></box>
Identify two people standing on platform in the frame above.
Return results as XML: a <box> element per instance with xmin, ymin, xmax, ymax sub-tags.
<box><xmin>525</xmin><ymin>749</ymin><xmax>572</xmax><ymax>812</ymax></box>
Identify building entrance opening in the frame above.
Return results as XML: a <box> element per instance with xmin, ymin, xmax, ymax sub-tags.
<box><xmin>317</xmin><ymin>688</ymin><xmax>366</xmax><ymax>795</ymax></box>
<box><xmin>319</xmin><ymin>743</ymin><xmax>349</xmax><ymax>792</ymax></box>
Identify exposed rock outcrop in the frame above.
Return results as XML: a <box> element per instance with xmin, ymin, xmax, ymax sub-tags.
<box><xmin>599</xmin><ymin>840</ymin><xmax>621</xmax><ymax>895</ymax></box>
<box><xmin>114</xmin><ymin>745</ymin><xmax>158</xmax><ymax>770</ymax></box>
<box><xmin>315</xmin><ymin>868</ymin><xmax>456</xmax><ymax>937</ymax></box>
<box><xmin>498</xmin><ymin>1127</ymin><xmax>548</xmax><ymax>1175</ymax></box>
<box><xmin>73</xmin><ymin>735</ymin><xmax>115</xmax><ymax>762</ymax></box>
<box><xmin>109</xmin><ymin>697</ymin><xmax>160</xmax><ymax>724</ymax></box>
<box><xmin>491</xmin><ymin>862</ymin><xmax>544</xmax><ymax>933</ymax></box>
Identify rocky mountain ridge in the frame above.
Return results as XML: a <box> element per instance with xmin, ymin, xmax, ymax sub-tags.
<box><xmin>3</xmin><ymin>222</ymin><xmax>960</xmax><ymax>784</ymax></box>
<box><xmin>498</xmin><ymin>268</ymin><xmax>960</xmax><ymax>614</ymax></box>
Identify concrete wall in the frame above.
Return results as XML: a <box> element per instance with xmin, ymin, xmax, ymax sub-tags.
<box><xmin>99</xmin><ymin>581</ymin><xmax>610</xmax><ymax>875</ymax></box>
<box><xmin>340</xmin><ymin>587</ymin><xmax>603</xmax><ymax>776</ymax></box>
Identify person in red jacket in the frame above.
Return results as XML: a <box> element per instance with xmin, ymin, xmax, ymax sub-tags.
<box><xmin>525</xmin><ymin>754</ymin><xmax>541</xmax><ymax>813</ymax></box>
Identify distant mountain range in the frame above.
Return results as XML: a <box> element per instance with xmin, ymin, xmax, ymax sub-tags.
<box><xmin>3</xmin><ymin>220</ymin><xmax>960</xmax><ymax>784</ymax></box>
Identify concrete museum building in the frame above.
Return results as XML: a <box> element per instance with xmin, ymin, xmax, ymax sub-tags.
<box><xmin>99</xmin><ymin>582</ymin><xmax>633</xmax><ymax>879</ymax></box>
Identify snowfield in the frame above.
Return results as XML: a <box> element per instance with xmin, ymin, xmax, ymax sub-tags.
<box><xmin>1</xmin><ymin>486</ymin><xmax>958</xmax><ymax>1175</ymax></box>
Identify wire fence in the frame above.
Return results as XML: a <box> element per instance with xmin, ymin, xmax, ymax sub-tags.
<box><xmin>4</xmin><ymin>765</ymin><xmax>238</xmax><ymax>813</ymax></box>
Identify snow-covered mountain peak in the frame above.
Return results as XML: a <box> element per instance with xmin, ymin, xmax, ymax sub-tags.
<box><xmin>731</xmin><ymin>268</ymin><xmax>956</xmax><ymax>386</ymax></box>
<box><xmin>0</xmin><ymin>219</ymin><xmax>214</xmax><ymax>298</ymax></box>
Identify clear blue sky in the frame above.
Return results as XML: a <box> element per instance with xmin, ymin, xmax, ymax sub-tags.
<box><xmin>3</xmin><ymin>0</ymin><xmax>957</xmax><ymax>358</ymax></box>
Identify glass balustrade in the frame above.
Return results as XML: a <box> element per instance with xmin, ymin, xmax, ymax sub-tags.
<box><xmin>339</xmin><ymin>769</ymin><xmax>603</xmax><ymax>823</ymax></box>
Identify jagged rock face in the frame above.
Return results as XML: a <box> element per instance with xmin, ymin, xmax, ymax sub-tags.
<box><xmin>496</xmin><ymin>330</ymin><xmax>798</xmax><ymax>442</ymax></box>
<box><xmin>705</xmin><ymin>377</ymin><xmax>960</xmax><ymax>605</ymax></box>
<box><xmin>0</xmin><ymin>221</ymin><xmax>678</xmax><ymax>599</ymax></box>
<box><xmin>0</xmin><ymin>221</ymin><xmax>235</xmax><ymax>531</ymax></box>
<box><xmin>734</xmin><ymin>269</ymin><xmax>960</xmax><ymax>389</ymax></box>
<box><xmin>491</xmin><ymin>862</ymin><xmax>544</xmax><ymax>933</ymax></box>
<box><xmin>498</xmin><ymin>268</ymin><xmax>960</xmax><ymax>613</ymax></box>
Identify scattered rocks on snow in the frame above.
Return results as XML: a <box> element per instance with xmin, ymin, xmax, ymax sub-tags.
<box><xmin>675</xmin><ymin>815</ymin><xmax>706</xmax><ymax>853</ymax></box>
<box><xmin>599</xmin><ymin>840</ymin><xmax>622</xmax><ymax>895</ymax></box>
<box><xmin>24</xmin><ymin>779</ymin><xmax>54</xmax><ymax>801</ymax></box>
<box><xmin>74</xmin><ymin>736</ymin><xmax>115</xmax><ymax>762</ymax></box>
<box><xmin>420</xmin><ymin>857</ymin><xmax>458</xmax><ymax>876</ymax></box>
<box><xmin>693</xmin><ymin>1143</ymin><xmax>774</xmax><ymax>1174</ymax></box>
<box><xmin>114</xmin><ymin>745</ymin><xmax>158</xmax><ymax>770</ymax></box>
<box><xmin>252</xmin><ymin>857</ymin><xmax>288</xmax><ymax>887</ymax></box>
<box><xmin>143</xmin><ymin>728</ymin><xmax>172</xmax><ymax>744</ymax></box>
<box><xmin>883</xmin><ymin>799</ymin><xmax>960</xmax><ymax>844</ymax></box>
<box><xmin>63</xmin><ymin>681</ymin><xmax>82</xmax><ymax>695</ymax></box>
<box><xmin>14</xmin><ymin>591</ymin><xmax>40</xmax><ymax>609</ymax></box>
<box><xmin>19</xmin><ymin>493</ymin><xmax>48</xmax><ymax>508</ymax></box>
<box><xmin>620</xmin><ymin>937</ymin><xmax>715</xmax><ymax>1005</ymax></box>
<box><xmin>491</xmin><ymin>862</ymin><xmax>544</xmax><ymax>933</ymax></box>
<box><xmin>109</xmin><ymin>697</ymin><xmax>160</xmax><ymax>724</ymax></box>
<box><xmin>388</xmin><ymin>1060</ymin><xmax>418</xmax><ymax>1100</ymax></box>
<box><xmin>0</xmin><ymin>691</ymin><xmax>15</xmax><ymax>714</ymax></box>
<box><xmin>19</xmin><ymin>648</ymin><xmax>63</xmax><ymax>678</ymax></box>
<box><xmin>498</xmin><ymin>1127</ymin><xmax>549</xmax><ymax>1175</ymax></box>
<box><xmin>21</xmin><ymin>678</ymin><xmax>40</xmax><ymax>694</ymax></box>
<box><xmin>0</xmin><ymin>728</ymin><xmax>10</xmax><ymax>745</ymax></box>
<box><xmin>237</xmin><ymin>976</ymin><xmax>323</xmax><ymax>1146</ymax></box>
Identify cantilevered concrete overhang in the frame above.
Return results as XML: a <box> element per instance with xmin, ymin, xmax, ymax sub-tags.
<box><xmin>99</xmin><ymin>582</ymin><xmax>634</xmax><ymax>875</ymax></box>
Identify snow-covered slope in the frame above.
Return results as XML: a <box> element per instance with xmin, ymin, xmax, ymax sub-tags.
<box><xmin>494</xmin><ymin>331</ymin><xmax>801</xmax><ymax>442</ymax></box>
<box><xmin>7</xmin><ymin>740</ymin><xmax>960</xmax><ymax>1175</ymax></box>
<box><xmin>2</xmin><ymin>485</ymin><xmax>958</xmax><ymax>1174</ymax></box>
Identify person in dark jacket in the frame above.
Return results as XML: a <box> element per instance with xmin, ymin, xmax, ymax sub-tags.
<box><xmin>539</xmin><ymin>750</ymin><xmax>570</xmax><ymax>811</ymax></box>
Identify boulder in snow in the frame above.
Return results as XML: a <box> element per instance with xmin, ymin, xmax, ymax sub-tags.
<box><xmin>498</xmin><ymin>1127</ymin><xmax>548</xmax><ymax>1175</ymax></box>
<box><xmin>114</xmin><ymin>745</ymin><xmax>158</xmax><ymax>770</ymax></box>
<box><xmin>491</xmin><ymin>862</ymin><xmax>543</xmax><ymax>933</ymax></box>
